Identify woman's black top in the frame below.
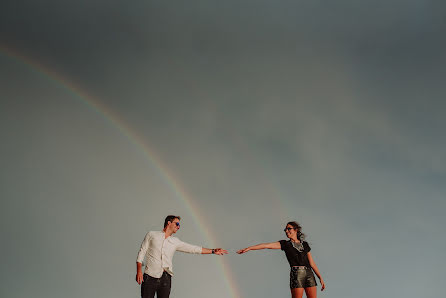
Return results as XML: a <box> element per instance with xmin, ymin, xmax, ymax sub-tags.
<box><xmin>279</xmin><ymin>240</ymin><xmax>311</xmax><ymax>267</ymax></box>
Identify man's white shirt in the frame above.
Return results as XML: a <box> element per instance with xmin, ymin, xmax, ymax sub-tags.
<box><xmin>136</xmin><ymin>231</ymin><xmax>202</xmax><ymax>278</ymax></box>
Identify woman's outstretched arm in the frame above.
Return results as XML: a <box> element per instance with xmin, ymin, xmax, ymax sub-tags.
<box><xmin>237</xmin><ymin>241</ymin><xmax>281</xmax><ymax>254</ymax></box>
<box><xmin>307</xmin><ymin>252</ymin><xmax>325</xmax><ymax>291</ymax></box>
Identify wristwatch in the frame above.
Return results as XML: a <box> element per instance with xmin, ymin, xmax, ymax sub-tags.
<box><xmin>212</xmin><ymin>249</ymin><xmax>215</xmax><ymax>254</ymax></box>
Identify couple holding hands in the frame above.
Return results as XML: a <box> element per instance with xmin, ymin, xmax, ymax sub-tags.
<box><xmin>136</xmin><ymin>215</ymin><xmax>325</xmax><ymax>298</ymax></box>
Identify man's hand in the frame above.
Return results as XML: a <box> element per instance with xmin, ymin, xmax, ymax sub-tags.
<box><xmin>136</xmin><ymin>271</ymin><xmax>143</xmax><ymax>285</ymax></box>
<box><xmin>213</xmin><ymin>248</ymin><xmax>228</xmax><ymax>255</ymax></box>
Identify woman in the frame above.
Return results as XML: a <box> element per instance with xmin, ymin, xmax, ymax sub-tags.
<box><xmin>237</xmin><ymin>221</ymin><xmax>325</xmax><ymax>298</ymax></box>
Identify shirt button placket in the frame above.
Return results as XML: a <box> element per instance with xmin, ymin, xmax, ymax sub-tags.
<box><xmin>161</xmin><ymin>238</ymin><xmax>167</xmax><ymax>273</ymax></box>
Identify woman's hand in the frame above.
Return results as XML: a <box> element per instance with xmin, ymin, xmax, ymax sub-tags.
<box><xmin>320</xmin><ymin>278</ymin><xmax>325</xmax><ymax>291</ymax></box>
<box><xmin>236</xmin><ymin>247</ymin><xmax>250</xmax><ymax>254</ymax></box>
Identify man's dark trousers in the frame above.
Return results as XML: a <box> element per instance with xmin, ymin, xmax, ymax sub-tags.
<box><xmin>141</xmin><ymin>272</ymin><xmax>171</xmax><ymax>298</ymax></box>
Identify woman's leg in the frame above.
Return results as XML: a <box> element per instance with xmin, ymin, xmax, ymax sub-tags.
<box><xmin>304</xmin><ymin>286</ymin><xmax>317</xmax><ymax>298</ymax></box>
<box><xmin>290</xmin><ymin>288</ymin><xmax>304</xmax><ymax>298</ymax></box>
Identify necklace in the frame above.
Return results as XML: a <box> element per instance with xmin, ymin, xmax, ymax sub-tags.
<box><xmin>291</xmin><ymin>240</ymin><xmax>304</xmax><ymax>252</ymax></box>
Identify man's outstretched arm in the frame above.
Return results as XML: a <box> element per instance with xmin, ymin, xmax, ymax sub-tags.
<box><xmin>176</xmin><ymin>240</ymin><xmax>228</xmax><ymax>255</ymax></box>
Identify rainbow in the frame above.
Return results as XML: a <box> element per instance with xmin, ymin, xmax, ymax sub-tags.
<box><xmin>0</xmin><ymin>45</ymin><xmax>240</xmax><ymax>298</ymax></box>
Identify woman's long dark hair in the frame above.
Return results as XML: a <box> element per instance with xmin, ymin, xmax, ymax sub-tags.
<box><xmin>287</xmin><ymin>221</ymin><xmax>305</xmax><ymax>241</ymax></box>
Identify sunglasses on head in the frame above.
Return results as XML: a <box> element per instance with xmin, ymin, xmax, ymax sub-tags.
<box><xmin>283</xmin><ymin>227</ymin><xmax>294</xmax><ymax>232</ymax></box>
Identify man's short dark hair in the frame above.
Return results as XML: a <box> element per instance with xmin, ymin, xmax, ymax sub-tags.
<box><xmin>164</xmin><ymin>215</ymin><xmax>181</xmax><ymax>228</ymax></box>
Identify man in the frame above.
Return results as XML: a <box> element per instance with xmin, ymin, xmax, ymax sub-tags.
<box><xmin>136</xmin><ymin>215</ymin><xmax>228</xmax><ymax>298</ymax></box>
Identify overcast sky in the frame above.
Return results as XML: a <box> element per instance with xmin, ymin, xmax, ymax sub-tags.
<box><xmin>1</xmin><ymin>1</ymin><xmax>445</xmax><ymax>298</ymax></box>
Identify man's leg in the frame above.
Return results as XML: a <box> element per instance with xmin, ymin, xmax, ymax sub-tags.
<box><xmin>141</xmin><ymin>274</ymin><xmax>157</xmax><ymax>298</ymax></box>
<box><xmin>156</xmin><ymin>272</ymin><xmax>172</xmax><ymax>298</ymax></box>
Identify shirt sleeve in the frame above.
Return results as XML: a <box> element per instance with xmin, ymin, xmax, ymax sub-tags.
<box><xmin>304</xmin><ymin>241</ymin><xmax>311</xmax><ymax>252</ymax></box>
<box><xmin>175</xmin><ymin>238</ymin><xmax>202</xmax><ymax>254</ymax></box>
<box><xmin>136</xmin><ymin>232</ymin><xmax>151</xmax><ymax>263</ymax></box>
<box><xmin>279</xmin><ymin>240</ymin><xmax>286</xmax><ymax>250</ymax></box>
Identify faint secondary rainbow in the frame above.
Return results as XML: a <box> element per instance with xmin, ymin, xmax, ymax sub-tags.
<box><xmin>0</xmin><ymin>45</ymin><xmax>240</xmax><ymax>298</ymax></box>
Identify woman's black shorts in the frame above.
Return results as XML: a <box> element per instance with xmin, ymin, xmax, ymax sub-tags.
<box><xmin>290</xmin><ymin>266</ymin><xmax>317</xmax><ymax>289</ymax></box>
